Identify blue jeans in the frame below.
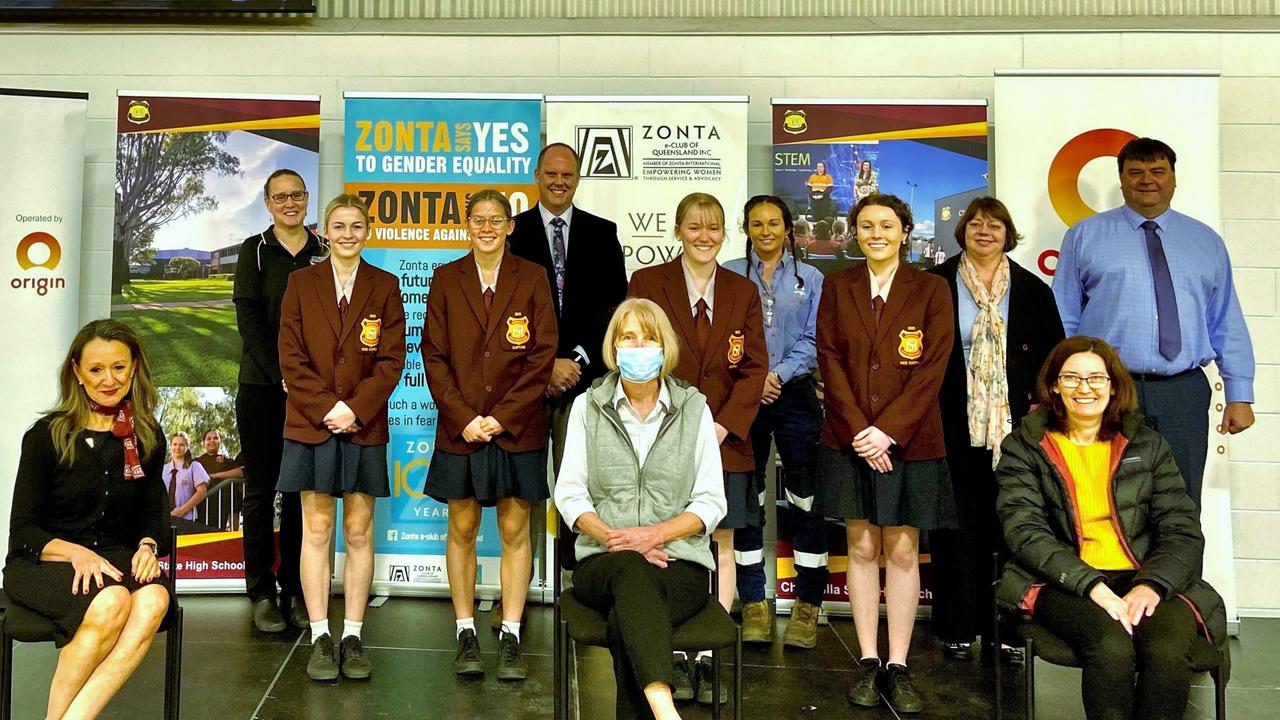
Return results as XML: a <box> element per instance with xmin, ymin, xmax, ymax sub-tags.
<box><xmin>735</xmin><ymin>376</ymin><xmax>829</xmax><ymax>605</ymax></box>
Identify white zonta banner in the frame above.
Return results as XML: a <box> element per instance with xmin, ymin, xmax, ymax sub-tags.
<box><xmin>993</xmin><ymin>70</ymin><xmax>1238</xmax><ymax>625</ymax></box>
<box><xmin>545</xmin><ymin>96</ymin><xmax>750</xmax><ymax>276</ymax></box>
<box><xmin>0</xmin><ymin>88</ymin><xmax>88</xmax><ymax>571</ymax></box>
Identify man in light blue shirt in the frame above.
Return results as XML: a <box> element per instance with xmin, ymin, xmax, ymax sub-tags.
<box><xmin>1053</xmin><ymin>137</ymin><xmax>1255</xmax><ymax>503</ymax></box>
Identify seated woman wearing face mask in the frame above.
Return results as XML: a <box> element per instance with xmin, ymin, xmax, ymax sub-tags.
<box><xmin>555</xmin><ymin>298</ymin><xmax>728</xmax><ymax>720</ymax></box>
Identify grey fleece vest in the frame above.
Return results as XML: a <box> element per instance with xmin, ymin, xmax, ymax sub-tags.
<box><xmin>576</xmin><ymin>375</ymin><xmax>715</xmax><ymax>570</ymax></box>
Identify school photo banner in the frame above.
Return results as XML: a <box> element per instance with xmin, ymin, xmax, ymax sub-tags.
<box><xmin>545</xmin><ymin>95</ymin><xmax>750</xmax><ymax>274</ymax></box>
<box><xmin>993</xmin><ymin>70</ymin><xmax>1237</xmax><ymax>624</ymax></box>
<box><xmin>771</xmin><ymin>98</ymin><xmax>990</xmax><ymax>605</ymax></box>
<box><xmin>113</xmin><ymin>91</ymin><xmax>321</xmax><ymax>591</ymax></box>
<box><xmin>0</xmin><ymin>88</ymin><xmax>87</xmax><ymax>578</ymax></box>
<box><xmin>340</xmin><ymin>92</ymin><xmax>541</xmax><ymax>597</ymax></box>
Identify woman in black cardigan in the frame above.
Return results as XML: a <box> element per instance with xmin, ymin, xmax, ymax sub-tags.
<box><xmin>926</xmin><ymin>197</ymin><xmax>1064</xmax><ymax>661</ymax></box>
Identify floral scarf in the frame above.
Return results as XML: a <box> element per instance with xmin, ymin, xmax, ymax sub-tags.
<box><xmin>959</xmin><ymin>253</ymin><xmax>1011</xmax><ymax>466</ymax></box>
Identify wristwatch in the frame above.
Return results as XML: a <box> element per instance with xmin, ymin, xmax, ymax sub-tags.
<box><xmin>138</xmin><ymin>540</ymin><xmax>158</xmax><ymax>555</ymax></box>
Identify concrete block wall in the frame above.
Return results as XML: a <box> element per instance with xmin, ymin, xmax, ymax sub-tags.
<box><xmin>1</xmin><ymin>23</ymin><xmax>1277</xmax><ymax>612</ymax></box>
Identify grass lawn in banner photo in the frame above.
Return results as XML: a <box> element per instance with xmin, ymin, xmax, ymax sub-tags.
<box><xmin>112</xmin><ymin>306</ymin><xmax>240</xmax><ymax>387</ymax></box>
<box><xmin>111</xmin><ymin>277</ymin><xmax>234</xmax><ymax>305</ymax></box>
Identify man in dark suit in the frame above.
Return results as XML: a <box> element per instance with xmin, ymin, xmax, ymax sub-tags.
<box><xmin>508</xmin><ymin>143</ymin><xmax>628</xmax><ymax>593</ymax></box>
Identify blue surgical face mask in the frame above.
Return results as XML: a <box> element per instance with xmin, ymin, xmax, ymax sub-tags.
<box><xmin>615</xmin><ymin>346</ymin><xmax>664</xmax><ymax>383</ymax></box>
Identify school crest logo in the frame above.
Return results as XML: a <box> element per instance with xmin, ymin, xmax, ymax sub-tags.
<box><xmin>727</xmin><ymin>330</ymin><xmax>745</xmax><ymax>365</ymax></box>
<box><xmin>506</xmin><ymin>313</ymin><xmax>530</xmax><ymax>347</ymax></box>
<box><xmin>126</xmin><ymin>100</ymin><xmax>150</xmax><ymax>125</ymax></box>
<box><xmin>360</xmin><ymin>316</ymin><xmax>382</xmax><ymax>348</ymax></box>
<box><xmin>898</xmin><ymin>327</ymin><xmax>923</xmax><ymax>361</ymax></box>
<box><xmin>782</xmin><ymin>110</ymin><xmax>807</xmax><ymax>135</ymax></box>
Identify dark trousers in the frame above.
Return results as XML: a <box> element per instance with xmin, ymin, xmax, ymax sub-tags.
<box><xmin>548</xmin><ymin>391</ymin><xmax>577</xmax><ymax>571</ymax></box>
<box><xmin>236</xmin><ymin>383</ymin><xmax>301</xmax><ymax>603</ymax></box>
<box><xmin>735</xmin><ymin>376</ymin><xmax>828</xmax><ymax>605</ymax></box>
<box><xmin>930</xmin><ymin>445</ymin><xmax>1009</xmax><ymax>643</ymax></box>
<box><xmin>572</xmin><ymin>552</ymin><xmax>710</xmax><ymax>720</ymax></box>
<box><xmin>1134</xmin><ymin>369</ymin><xmax>1210</xmax><ymax>504</ymax></box>
<box><xmin>1035</xmin><ymin>572</ymin><xmax>1198</xmax><ymax>720</ymax></box>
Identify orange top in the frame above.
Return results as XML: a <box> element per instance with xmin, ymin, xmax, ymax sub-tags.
<box><xmin>807</xmin><ymin>173</ymin><xmax>833</xmax><ymax>190</ymax></box>
<box><xmin>1050</xmin><ymin>432</ymin><xmax>1136</xmax><ymax>571</ymax></box>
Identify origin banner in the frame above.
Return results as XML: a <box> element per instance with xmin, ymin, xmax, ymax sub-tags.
<box><xmin>545</xmin><ymin>95</ymin><xmax>750</xmax><ymax>274</ymax></box>
<box><xmin>113</xmin><ymin>91</ymin><xmax>321</xmax><ymax>591</ymax></box>
<box><xmin>993</xmin><ymin>70</ymin><xmax>1236</xmax><ymax>623</ymax></box>
<box><xmin>0</xmin><ymin>88</ymin><xmax>87</xmax><ymax>572</ymax></box>
<box><xmin>340</xmin><ymin>92</ymin><xmax>541</xmax><ymax>597</ymax></box>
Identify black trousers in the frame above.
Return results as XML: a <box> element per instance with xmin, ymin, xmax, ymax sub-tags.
<box><xmin>547</xmin><ymin>392</ymin><xmax>577</xmax><ymax>571</ymax></box>
<box><xmin>236</xmin><ymin>383</ymin><xmax>302</xmax><ymax>603</ymax></box>
<box><xmin>1035</xmin><ymin>572</ymin><xmax>1198</xmax><ymax>720</ymax></box>
<box><xmin>930</xmin><ymin>445</ymin><xmax>1010</xmax><ymax>643</ymax></box>
<box><xmin>572</xmin><ymin>552</ymin><xmax>710</xmax><ymax>720</ymax></box>
<box><xmin>1134</xmin><ymin>369</ymin><xmax>1210</xmax><ymax>505</ymax></box>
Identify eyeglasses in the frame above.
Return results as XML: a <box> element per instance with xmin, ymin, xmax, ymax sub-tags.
<box><xmin>268</xmin><ymin>191</ymin><xmax>308</xmax><ymax>204</ymax></box>
<box><xmin>1058</xmin><ymin>374</ymin><xmax>1111</xmax><ymax>390</ymax></box>
<box><xmin>468</xmin><ymin>216</ymin><xmax>510</xmax><ymax>228</ymax></box>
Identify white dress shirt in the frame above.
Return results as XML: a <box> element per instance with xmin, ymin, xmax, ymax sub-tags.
<box><xmin>682</xmin><ymin>259</ymin><xmax>717</xmax><ymax>324</ymax></box>
<box><xmin>332</xmin><ymin>259</ymin><xmax>359</xmax><ymax>304</ymax></box>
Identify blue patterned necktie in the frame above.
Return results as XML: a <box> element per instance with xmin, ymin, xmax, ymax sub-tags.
<box><xmin>550</xmin><ymin>217</ymin><xmax>567</xmax><ymax>303</ymax></box>
<box><xmin>1141</xmin><ymin>220</ymin><xmax>1181</xmax><ymax>361</ymax></box>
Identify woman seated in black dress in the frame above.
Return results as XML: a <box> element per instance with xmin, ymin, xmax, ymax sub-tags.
<box><xmin>4</xmin><ymin>319</ymin><xmax>170</xmax><ymax>720</ymax></box>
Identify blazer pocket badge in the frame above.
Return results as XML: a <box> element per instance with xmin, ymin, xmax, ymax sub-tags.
<box><xmin>359</xmin><ymin>316</ymin><xmax>382</xmax><ymax>349</ymax></box>
<box><xmin>506</xmin><ymin>313</ymin><xmax>530</xmax><ymax>349</ymax></box>
<box><xmin>897</xmin><ymin>327</ymin><xmax>923</xmax><ymax>362</ymax></box>
<box><xmin>726</xmin><ymin>329</ymin><xmax>745</xmax><ymax>366</ymax></box>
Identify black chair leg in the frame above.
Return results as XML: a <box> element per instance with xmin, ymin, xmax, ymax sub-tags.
<box><xmin>1</xmin><ymin>628</ymin><xmax>12</xmax><ymax>720</ymax></box>
<box><xmin>557</xmin><ymin>612</ymin><xmax>570</xmax><ymax>720</ymax></box>
<box><xmin>1211</xmin><ymin>666</ymin><xmax>1226</xmax><ymax>720</ymax></box>
<box><xmin>711</xmin><ymin>648</ymin><xmax>721</xmax><ymax>720</ymax></box>
<box><xmin>734</xmin><ymin>626</ymin><xmax>743</xmax><ymax>720</ymax></box>
<box><xmin>1023</xmin><ymin>637</ymin><xmax>1035</xmax><ymax>720</ymax></box>
<box><xmin>165</xmin><ymin>606</ymin><xmax>183</xmax><ymax>720</ymax></box>
<box><xmin>991</xmin><ymin>552</ymin><xmax>1002</xmax><ymax>720</ymax></box>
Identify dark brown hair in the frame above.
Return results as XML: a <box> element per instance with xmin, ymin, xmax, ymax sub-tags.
<box><xmin>954</xmin><ymin>196</ymin><xmax>1022</xmax><ymax>252</ymax></box>
<box><xmin>263</xmin><ymin>169</ymin><xmax>305</xmax><ymax>198</ymax></box>
<box><xmin>1117</xmin><ymin>137</ymin><xmax>1177</xmax><ymax>173</ymax></box>
<box><xmin>1036</xmin><ymin>336</ymin><xmax>1138</xmax><ymax>439</ymax></box>
<box><xmin>849</xmin><ymin>193</ymin><xmax>914</xmax><ymax>236</ymax></box>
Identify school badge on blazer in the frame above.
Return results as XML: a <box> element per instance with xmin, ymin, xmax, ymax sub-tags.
<box><xmin>898</xmin><ymin>327</ymin><xmax>923</xmax><ymax>364</ymax></box>
<box><xmin>506</xmin><ymin>313</ymin><xmax>530</xmax><ymax>349</ymax></box>
<box><xmin>360</xmin><ymin>316</ymin><xmax>382</xmax><ymax>350</ymax></box>
<box><xmin>727</xmin><ymin>329</ymin><xmax>745</xmax><ymax>367</ymax></box>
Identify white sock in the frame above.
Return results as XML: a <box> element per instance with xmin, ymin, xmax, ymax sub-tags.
<box><xmin>310</xmin><ymin>620</ymin><xmax>329</xmax><ymax>643</ymax></box>
<box><xmin>456</xmin><ymin>617</ymin><xmax>476</xmax><ymax>638</ymax></box>
<box><xmin>342</xmin><ymin>619</ymin><xmax>363</xmax><ymax>641</ymax></box>
<box><xmin>695</xmin><ymin>650</ymin><xmax>712</xmax><ymax>661</ymax></box>
<box><xmin>501</xmin><ymin>620</ymin><xmax>521</xmax><ymax>641</ymax></box>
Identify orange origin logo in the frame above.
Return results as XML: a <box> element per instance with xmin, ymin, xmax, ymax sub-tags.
<box><xmin>16</xmin><ymin>231</ymin><xmax>61</xmax><ymax>270</ymax></box>
<box><xmin>1047</xmin><ymin>128</ymin><xmax>1138</xmax><ymax>227</ymax></box>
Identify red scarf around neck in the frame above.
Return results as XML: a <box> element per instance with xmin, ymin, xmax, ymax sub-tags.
<box><xmin>88</xmin><ymin>400</ymin><xmax>145</xmax><ymax>480</ymax></box>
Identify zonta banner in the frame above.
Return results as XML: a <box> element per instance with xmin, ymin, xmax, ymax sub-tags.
<box><xmin>341</xmin><ymin>92</ymin><xmax>541</xmax><ymax>596</ymax></box>
<box><xmin>545</xmin><ymin>95</ymin><xmax>750</xmax><ymax>275</ymax></box>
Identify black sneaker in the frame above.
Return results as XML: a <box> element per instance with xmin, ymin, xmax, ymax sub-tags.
<box><xmin>846</xmin><ymin>657</ymin><xmax>881</xmax><ymax>707</ymax></box>
<box><xmin>671</xmin><ymin>655</ymin><xmax>695</xmax><ymax>701</ymax></box>
<box><xmin>694</xmin><ymin>656</ymin><xmax>728</xmax><ymax>705</ymax></box>
<box><xmin>881</xmin><ymin>663</ymin><xmax>923</xmax><ymax>714</ymax></box>
<box><xmin>306</xmin><ymin>634</ymin><xmax>339</xmax><ymax>681</ymax></box>
<box><xmin>496</xmin><ymin>629</ymin><xmax>528</xmax><ymax>681</ymax></box>
<box><xmin>941</xmin><ymin>641</ymin><xmax>973</xmax><ymax>661</ymax></box>
<box><xmin>339</xmin><ymin>636</ymin><xmax>372</xmax><ymax>679</ymax></box>
<box><xmin>452</xmin><ymin>629</ymin><xmax>484</xmax><ymax>677</ymax></box>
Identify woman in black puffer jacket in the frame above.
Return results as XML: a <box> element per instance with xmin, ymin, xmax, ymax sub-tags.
<box><xmin>995</xmin><ymin>336</ymin><xmax>1226</xmax><ymax>720</ymax></box>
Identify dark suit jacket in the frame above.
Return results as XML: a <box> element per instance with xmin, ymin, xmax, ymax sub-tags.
<box><xmin>508</xmin><ymin>205</ymin><xmax>628</xmax><ymax>394</ymax></box>
<box><xmin>927</xmin><ymin>255</ymin><xmax>1065</xmax><ymax>458</ymax></box>
<box><xmin>422</xmin><ymin>251</ymin><xmax>558</xmax><ymax>455</ymax></box>
<box><xmin>278</xmin><ymin>258</ymin><xmax>406</xmax><ymax>446</ymax></box>
<box><xmin>628</xmin><ymin>258</ymin><xmax>768</xmax><ymax>473</ymax></box>
<box><xmin>816</xmin><ymin>262</ymin><xmax>954</xmax><ymax>460</ymax></box>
